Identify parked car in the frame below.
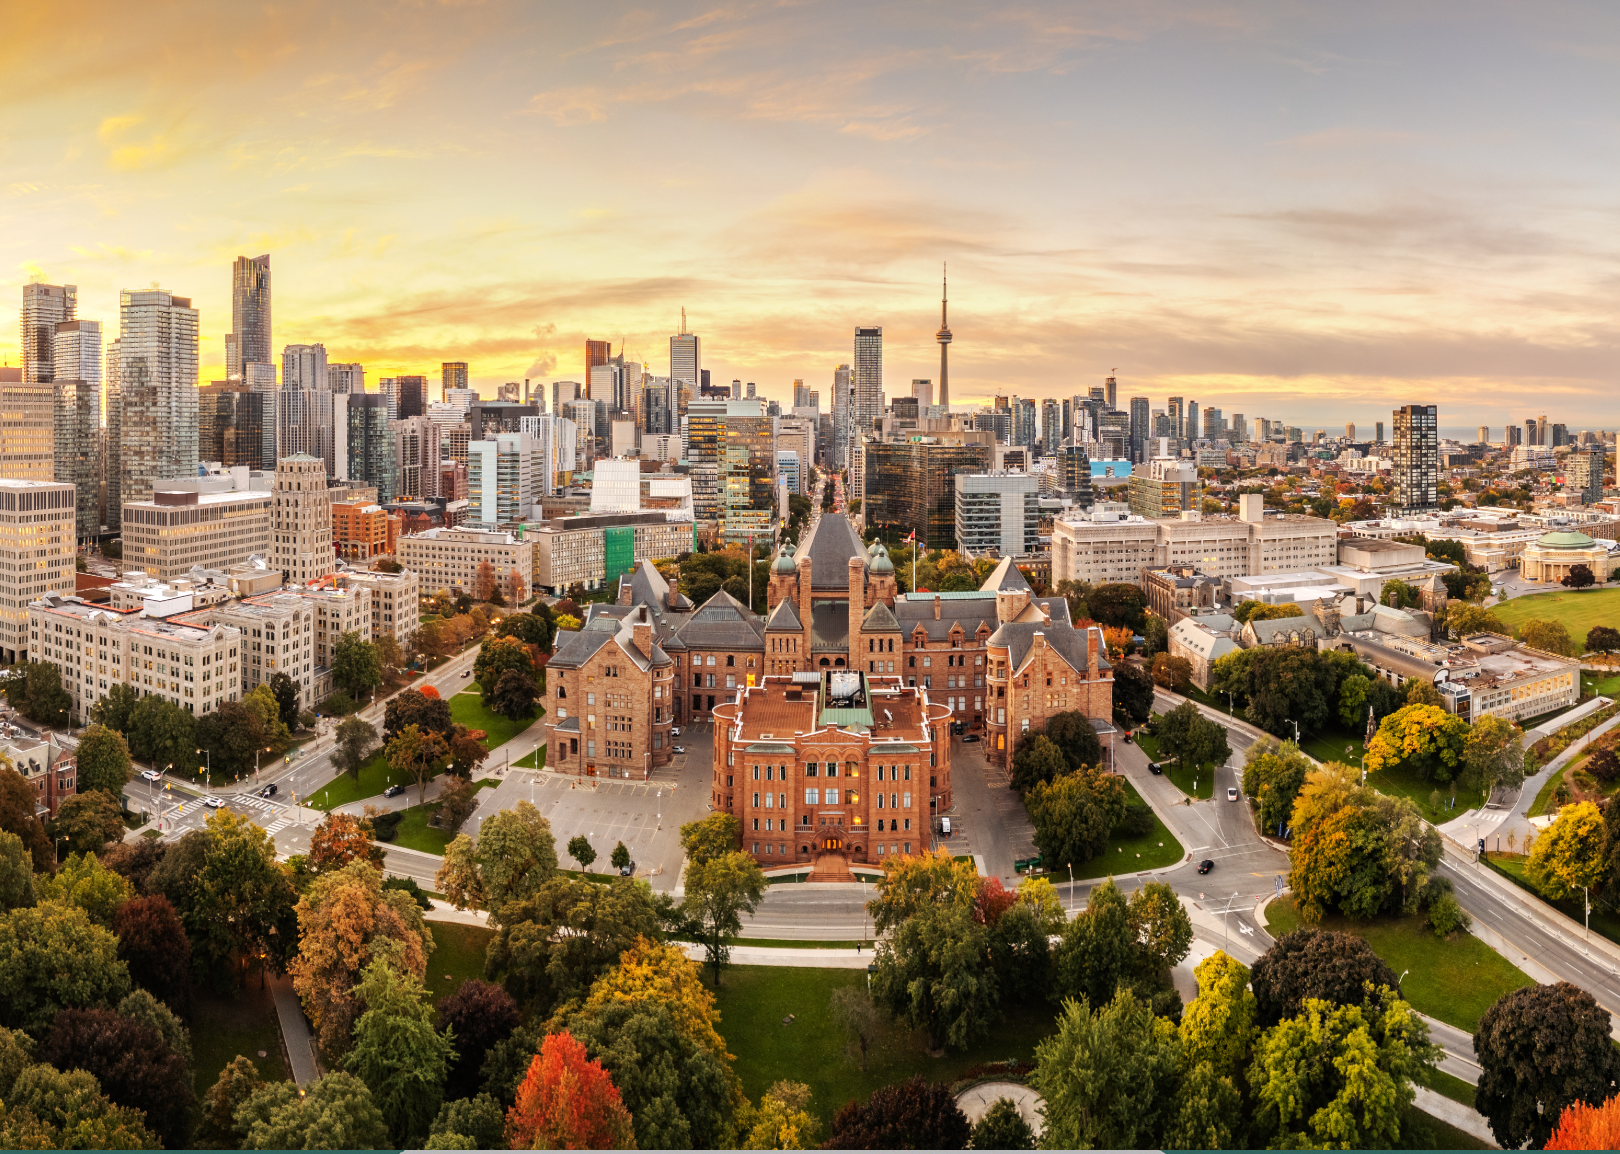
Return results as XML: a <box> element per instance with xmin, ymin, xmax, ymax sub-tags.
<box><xmin>1227</xmin><ymin>787</ymin><xmax>1240</xmax><ymax>802</ymax></box>
<box><xmin>1148</xmin><ymin>763</ymin><xmax>1163</xmax><ymax>775</ymax></box>
<box><xmin>670</xmin><ymin>727</ymin><xmax>681</xmax><ymax>737</ymax></box>
<box><xmin>259</xmin><ymin>784</ymin><xmax>278</xmax><ymax>797</ymax></box>
<box><xmin>619</xmin><ymin>861</ymin><xmax>637</xmax><ymax>877</ymax></box>
<box><xmin>1198</xmin><ymin>859</ymin><xmax>1214</xmax><ymax>875</ymax></box>
<box><xmin>940</xmin><ymin>817</ymin><xmax>952</xmax><ymax>837</ymax></box>
<box><xmin>962</xmin><ymin>734</ymin><xmax>980</xmax><ymax>743</ymax></box>
<box><xmin>383</xmin><ymin>784</ymin><xmax>405</xmax><ymax>798</ymax></box>
<box><xmin>204</xmin><ymin>796</ymin><xmax>224</xmax><ymax>809</ymax></box>
<box><xmin>672</xmin><ymin>745</ymin><xmax>686</xmax><ymax>755</ymax></box>
<box><xmin>140</xmin><ymin>769</ymin><xmax>162</xmax><ymax>783</ymax></box>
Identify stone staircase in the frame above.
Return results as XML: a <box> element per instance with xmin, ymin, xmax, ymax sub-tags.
<box><xmin>809</xmin><ymin>851</ymin><xmax>856</xmax><ymax>883</ymax></box>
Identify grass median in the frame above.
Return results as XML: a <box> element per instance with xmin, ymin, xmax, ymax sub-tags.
<box><xmin>1069</xmin><ymin>780</ymin><xmax>1184</xmax><ymax>881</ymax></box>
<box><xmin>1262</xmin><ymin>895</ymin><xmax>1532</xmax><ymax>1034</ymax></box>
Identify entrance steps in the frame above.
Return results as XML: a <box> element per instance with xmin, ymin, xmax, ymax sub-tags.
<box><xmin>809</xmin><ymin>851</ymin><xmax>856</xmax><ymax>883</ymax></box>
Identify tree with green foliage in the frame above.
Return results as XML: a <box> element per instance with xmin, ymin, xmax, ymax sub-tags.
<box><xmin>1025</xmin><ymin>764</ymin><xmax>1127</xmax><ymax>868</ymax></box>
<box><xmin>38</xmin><ymin>852</ymin><xmax>132</xmax><ymax>928</ymax></box>
<box><xmin>345</xmin><ymin>957</ymin><xmax>457</xmax><ymax>1147</ymax></box>
<box><xmin>473</xmin><ymin>634</ymin><xmax>535</xmax><ymax>692</ymax></box>
<box><xmin>0</xmin><ymin>899</ymin><xmax>130</xmax><ymax>1035</ymax></box>
<box><xmin>1248</xmin><ymin>988</ymin><xmax>1438</xmax><ymax>1150</ymax></box>
<box><xmin>1250</xmin><ymin>928</ymin><xmax>1402</xmax><ymax>1027</ymax></box>
<box><xmin>1149</xmin><ymin>652</ymin><xmax>1193</xmax><ymax>691</ymax></box>
<box><xmin>1364</xmin><ymin>702</ymin><xmax>1469</xmax><ymax>784</ymax></box>
<box><xmin>610</xmin><ymin>841</ymin><xmax>631</xmax><ymax>871</ymax></box>
<box><xmin>1587</xmin><ymin>624</ymin><xmax>1620</xmax><ymax>653</ymax></box>
<box><xmin>489</xmin><ymin>667</ymin><xmax>539</xmax><ymax>721</ymax></box>
<box><xmin>427</xmin><ymin>1093</ymin><xmax>507</xmax><ymax>1150</ymax></box>
<box><xmin>334</xmin><ymin>713</ymin><xmax>378</xmax><ymax>781</ymax></box>
<box><xmin>1054</xmin><ymin>879</ymin><xmax>1135</xmax><ymax>1009</ymax></box>
<box><xmin>332</xmin><ymin>631</ymin><xmax>384</xmax><ymax>699</ymax></box>
<box><xmin>113</xmin><ymin>895</ymin><xmax>191</xmax><ymax>1017</ymax></box>
<box><xmin>1088</xmin><ymin>582</ymin><xmax>1148</xmax><ymax>631</ymax></box>
<box><xmin>871</xmin><ymin>898</ymin><xmax>997</xmax><ymax>1053</ymax></box>
<box><xmin>738</xmin><ymin>1079</ymin><xmax>821</xmax><ymax>1151</ymax></box>
<box><xmin>1033</xmin><ymin>989</ymin><xmax>1183</xmax><ymax>1151</ymax></box>
<box><xmin>38</xmin><ymin>1004</ymin><xmax>196</xmax><ymax>1149</ymax></box>
<box><xmin>1475</xmin><ymin>981</ymin><xmax>1620</xmax><ymax>1150</ymax></box>
<box><xmin>199</xmin><ymin>1055</ymin><xmax>265</xmax><ymax>1149</ymax></box>
<box><xmin>194</xmin><ymin>700</ymin><xmax>267</xmax><ymax>779</ymax></box>
<box><xmin>436</xmin><ymin>801</ymin><xmax>558</xmax><ymax>924</ymax></box>
<box><xmin>1463</xmin><ymin>713</ymin><xmax>1526</xmax><ymax>795</ymax></box>
<box><xmin>1044</xmin><ymin>709</ymin><xmax>1105</xmax><ymax>770</ymax></box>
<box><xmin>0</xmin><ymin>1061</ymin><xmax>158</xmax><ymax>1149</ymax></box>
<box><xmin>384</xmin><ymin>687</ymin><xmax>456</xmax><ymax>742</ymax></box>
<box><xmin>1233</xmin><ymin>599</ymin><xmax>1304</xmax><ymax>625</ymax></box>
<box><xmin>268</xmin><ymin>671</ymin><xmax>302</xmax><ymax>730</ymax></box>
<box><xmin>1380</xmin><ymin>578</ymin><xmax>1422</xmax><ymax>608</ymax></box>
<box><xmin>1111</xmin><ymin>662</ymin><xmax>1155</xmax><ymax>726</ymax></box>
<box><xmin>0</xmin><ymin>831</ymin><xmax>35</xmax><ymax>912</ymax></box>
<box><xmin>866</xmin><ymin>848</ymin><xmax>977</xmax><ymax>935</ymax></box>
<box><xmin>1178</xmin><ymin>951</ymin><xmax>1257</xmax><ymax>1082</ymax></box>
<box><xmin>678</xmin><ymin>811</ymin><xmax>740</xmax><ymax>869</ymax></box>
<box><xmin>682</xmin><ymin>850</ymin><xmax>766</xmax><ymax>987</ymax></box>
<box><xmin>1519</xmin><ymin>617</ymin><xmax>1577</xmax><ymax>656</ymax></box>
<box><xmin>89</xmin><ymin>681</ymin><xmax>141</xmax><ymax>734</ymax></box>
<box><xmin>387</xmin><ymin>723</ymin><xmax>451</xmax><ymax>805</ymax></box>
<box><xmin>1442</xmin><ymin>601</ymin><xmax>1508</xmax><ymax>639</ymax></box>
<box><xmin>497</xmin><ymin>607</ymin><xmax>557</xmax><ymax>653</ymax></box>
<box><xmin>235</xmin><ymin>1070</ymin><xmax>390</xmax><ymax>1150</ymax></box>
<box><xmin>968</xmin><ymin>1097</ymin><xmax>1033</xmax><ymax>1150</ymax></box>
<box><xmin>185</xmin><ymin>810</ymin><xmax>300</xmax><ymax>986</ymax></box>
<box><xmin>73</xmin><ymin>724</ymin><xmax>132</xmax><ymax>797</ymax></box>
<box><xmin>1290</xmin><ymin>776</ymin><xmax>1440</xmax><ymax>921</ymax></box>
<box><xmin>1166</xmin><ymin>1057</ymin><xmax>1243</xmax><ymax>1150</ymax></box>
<box><xmin>127</xmin><ymin>693</ymin><xmax>197</xmax><ymax>773</ymax></box>
<box><xmin>1526</xmin><ymin>799</ymin><xmax>1607</xmax><ymax>901</ymax></box>
<box><xmin>1129</xmin><ymin>880</ymin><xmax>1193</xmax><ymax>979</ymax></box>
<box><xmin>1008</xmin><ymin>733</ymin><xmax>1068</xmax><ymax>794</ymax></box>
<box><xmin>1154</xmin><ymin>699</ymin><xmax>1231</xmax><ymax>779</ymax></box>
<box><xmin>1242</xmin><ymin>737</ymin><xmax>1313</xmax><ymax>836</ymax></box>
<box><xmin>567</xmin><ymin>834</ymin><xmax>597</xmax><ymax>869</ymax></box>
<box><xmin>47</xmin><ymin>791</ymin><xmax>127</xmax><ymax>858</ymax></box>
<box><xmin>3</xmin><ymin>661</ymin><xmax>71</xmax><ymax>728</ymax></box>
<box><xmin>1140</xmin><ymin>614</ymin><xmax>1169</xmax><ymax>659</ymax></box>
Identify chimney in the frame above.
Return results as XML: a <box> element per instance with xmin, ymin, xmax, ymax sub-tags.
<box><xmin>1087</xmin><ymin>627</ymin><xmax>1099</xmax><ymax>678</ymax></box>
<box><xmin>524</xmin><ymin>378</ymin><xmax>530</xmax><ymax>404</ymax></box>
<box><xmin>933</xmin><ymin>594</ymin><xmax>942</xmax><ymax>621</ymax></box>
<box><xmin>632</xmin><ymin>606</ymin><xmax>652</xmax><ymax>659</ymax></box>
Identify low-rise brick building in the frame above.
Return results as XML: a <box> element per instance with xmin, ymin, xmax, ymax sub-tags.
<box><xmin>543</xmin><ymin>603</ymin><xmax>676</xmax><ymax>779</ymax></box>
<box><xmin>713</xmin><ymin>670</ymin><xmax>953</xmax><ymax>871</ymax></box>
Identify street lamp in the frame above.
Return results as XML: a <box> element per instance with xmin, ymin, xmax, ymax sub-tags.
<box><xmin>1291</xmin><ymin>719</ymin><xmax>1299</xmax><ymax>744</ymax></box>
<box><xmin>1220</xmin><ymin>892</ymin><xmax>1242</xmax><ymax>952</ymax></box>
<box><xmin>1067</xmin><ymin>862</ymin><xmax>1074</xmax><ymax>913</ymax></box>
<box><xmin>197</xmin><ymin>747</ymin><xmax>210</xmax><ymax>790</ymax></box>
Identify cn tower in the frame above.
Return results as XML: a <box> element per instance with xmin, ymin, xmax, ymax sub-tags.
<box><xmin>936</xmin><ymin>262</ymin><xmax>952</xmax><ymax>410</ymax></box>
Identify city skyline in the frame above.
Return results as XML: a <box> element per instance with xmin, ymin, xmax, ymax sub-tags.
<box><xmin>5</xmin><ymin>3</ymin><xmax>1619</xmax><ymax>425</ymax></box>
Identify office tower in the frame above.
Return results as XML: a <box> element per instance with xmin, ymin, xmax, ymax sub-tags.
<box><xmin>670</xmin><ymin>311</ymin><xmax>700</xmax><ymax>388</ymax></box>
<box><xmin>862</xmin><ymin>440</ymin><xmax>990</xmax><ymax>549</ymax></box>
<box><xmin>1167</xmin><ymin>396</ymin><xmax>1183</xmax><ymax>442</ymax></box>
<box><xmin>1128</xmin><ymin>457</ymin><xmax>1200</xmax><ymax>519</ymax></box>
<box><xmin>1256</xmin><ymin>417</ymin><xmax>1271</xmax><ymax>443</ymax></box>
<box><xmin>1185</xmin><ymin>401</ymin><xmax>1199</xmax><ymax>443</ymax></box>
<box><xmin>642</xmin><ymin>376</ymin><xmax>676</xmax><ymax>435</ymax></box>
<box><xmin>1203</xmin><ymin>407</ymin><xmax>1223</xmax><ymax>440</ymax></box>
<box><xmin>955</xmin><ymin>471</ymin><xmax>1040</xmax><ymax>557</ymax></box>
<box><xmin>1099</xmin><ymin>410</ymin><xmax>1131</xmax><ymax>459</ymax></box>
<box><xmin>21</xmin><ymin>281</ymin><xmax>76</xmax><ymax>382</ymax></box>
<box><xmin>50</xmin><ymin>319</ymin><xmax>102</xmax><ymax>535</ymax></box>
<box><xmin>1478</xmin><ymin>426</ymin><xmax>1490</xmax><ymax>445</ymax></box>
<box><xmin>1058</xmin><ymin>444</ymin><xmax>1095</xmax><ymax>507</ymax></box>
<box><xmin>228</xmin><ymin>254</ymin><xmax>272</xmax><ymax>382</ymax></box>
<box><xmin>1104</xmin><ymin>375</ymin><xmax>1117</xmax><ymax>409</ymax></box>
<box><xmin>1129</xmin><ymin>396</ymin><xmax>1151</xmax><ymax>462</ymax></box>
<box><xmin>1539</xmin><ymin>413</ymin><xmax>1549</xmax><ymax>446</ymax></box>
<box><xmin>346</xmin><ymin>394</ymin><xmax>396</xmax><ymax>501</ymax></box>
<box><xmin>282</xmin><ymin>343</ymin><xmax>328</xmax><ymax>390</ymax></box>
<box><xmin>104</xmin><ymin>338</ymin><xmax>121</xmax><ymax>529</ymax></box>
<box><xmin>793</xmin><ymin>380</ymin><xmax>810</xmax><ymax>408</ymax></box>
<box><xmin>745</xmin><ymin>381</ymin><xmax>756</xmax><ymax>400</ymax></box>
<box><xmin>1061</xmin><ymin>398</ymin><xmax>1073</xmax><ymax>446</ymax></box>
<box><xmin>1392</xmin><ymin>404</ymin><xmax>1438</xmax><ymax>512</ymax></box>
<box><xmin>832</xmin><ymin>363</ymin><xmax>855</xmax><ymax>468</ymax></box>
<box><xmin>0</xmin><ymin>480</ymin><xmax>75</xmax><ymax>661</ymax></box>
<box><xmin>117</xmin><ymin>289</ymin><xmax>199</xmax><ymax>505</ymax></box>
<box><xmin>271</xmin><ymin>454</ymin><xmax>334</xmax><ymax>585</ymax></box>
<box><xmin>1524</xmin><ymin>418</ymin><xmax>1538</xmax><ymax>447</ymax></box>
<box><xmin>853</xmin><ymin>327</ymin><xmax>883</xmax><ymax>436</ymax></box>
<box><xmin>1231</xmin><ymin>413</ymin><xmax>1247</xmax><ymax>443</ymax></box>
<box><xmin>441</xmin><ymin>362</ymin><xmax>468</xmax><ymax>398</ymax></box>
<box><xmin>552</xmin><ymin>379</ymin><xmax>582</xmax><ymax>415</ymax></box>
<box><xmin>1344</xmin><ymin>422</ymin><xmax>1355</xmax><ymax>441</ymax></box>
<box><xmin>585</xmin><ymin>339</ymin><xmax>612</xmax><ymax>399</ymax></box>
<box><xmin>1552</xmin><ymin>422</ymin><xmax>1570</xmax><ymax>447</ymax></box>
<box><xmin>394</xmin><ymin>375</ymin><xmax>427</xmax><ymax>420</ymax></box>
<box><xmin>328</xmin><ymin>362</ymin><xmax>364</xmax><ymax>394</ymax></box>
<box><xmin>936</xmin><ymin>265</ymin><xmax>952</xmax><ymax>410</ymax></box>
<box><xmin>1567</xmin><ymin>449</ymin><xmax>1607</xmax><ymax>504</ymax></box>
<box><xmin>276</xmin><ymin>387</ymin><xmax>332</xmax><ymax>466</ymax></box>
<box><xmin>444</xmin><ymin>387</ymin><xmax>478</xmax><ymax>412</ymax></box>
<box><xmin>1506</xmin><ymin>424</ymin><xmax>1523</xmax><ymax>448</ymax></box>
<box><xmin>467</xmin><ymin>432</ymin><xmax>535</xmax><ymax>525</ymax></box>
<box><xmin>1375</xmin><ymin>420</ymin><xmax>1384</xmax><ymax>444</ymax></box>
<box><xmin>391</xmin><ymin>417</ymin><xmax>442</xmax><ymax>500</ymax></box>
<box><xmin>1041</xmin><ymin>398</ymin><xmax>1060</xmax><ymax>455</ymax></box>
<box><xmin>561</xmin><ymin>398</ymin><xmax>599</xmax><ymax>467</ymax></box>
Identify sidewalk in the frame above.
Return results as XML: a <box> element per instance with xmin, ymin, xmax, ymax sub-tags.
<box><xmin>1413</xmin><ymin>1086</ymin><xmax>1495</xmax><ymax>1146</ymax></box>
<box><xmin>266</xmin><ymin>973</ymin><xmax>320</xmax><ymax>1086</ymax></box>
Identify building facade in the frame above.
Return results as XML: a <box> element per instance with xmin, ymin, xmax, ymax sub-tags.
<box><xmin>862</xmin><ymin>439</ymin><xmax>992</xmax><ymax>549</ymax></box>
<box><xmin>121</xmin><ymin>486</ymin><xmax>274</xmax><ymax>580</ymax></box>
<box><xmin>0</xmin><ymin>480</ymin><xmax>77</xmax><ymax>662</ymax></box>
<box><xmin>272</xmin><ymin>455</ymin><xmax>335</xmax><ymax>585</ymax></box>
<box><xmin>1392</xmin><ymin>403</ymin><xmax>1439</xmax><ymax>512</ymax></box>
<box><xmin>954</xmin><ymin>472</ymin><xmax>1040</xmax><ymax>558</ymax></box>
<box><xmin>531</xmin><ymin>512</ymin><xmax>695</xmax><ymax>595</ymax></box>
<box><xmin>397</xmin><ymin>525</ymin><xmax>533</xmax><ymax>598</ymax></box>
<box><xmin>117</xmin><ymin>289</ymin><xmax>200</xmax><ymax>505</ymax></box>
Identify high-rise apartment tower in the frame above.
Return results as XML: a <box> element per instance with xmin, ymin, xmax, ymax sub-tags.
<box><xmin>228</xmin><ymin>254</ymin><xmax>272</xmax><ymax>382</ymax></box>
<box><xmin>1392</xmin><ymin>404</ymin><xmax>1438</xmax><ymax>512</ymax></box>
<box><xmin>117</xmin><ymin>289</ymin><xmax>199</xmax><ymax>505</ymax></box>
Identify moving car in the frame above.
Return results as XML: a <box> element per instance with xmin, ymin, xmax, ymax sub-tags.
<box><xmin>1198</xmin><ymin>859</ymin><xmax>1214</xmax><ymax>875</ymax></box>
<box><xmin>204</xmin><ymin>796</ymin><xmax>224</xmax><ymax>809</ymax></box>
<box><xmin>1148</xmin><ymin>763</ymin><xmax>1163</xmax><ymax>775</ymax></box>
<box><xmin>1123</xmin><ymin>731</ymin><xmax>1134</xmax><ymax>743</ymax></box>
<box><xmin>461</xmin><ymin>669</ymin><xmax>470</xmax><ymax>677</ymax></box>
<box><xmin>259</xmin><ymin>784</ymin><xmax>278</xmax><ymax>797</ymax></box>
<box><xmin>383</xmin><ymin>784</ymin><xmax>405</xmax><ymax>798</ymax></box>
<box><xmin>140</xmin><ymin>769</ymin><xmax>162</xmax><ymax>783</ymax></box>
<box><xmin>1227</xmin><ymin>787</ymin><xmax>1240</xmax><ymax>802</ymax></box>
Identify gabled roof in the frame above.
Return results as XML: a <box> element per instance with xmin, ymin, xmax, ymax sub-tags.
<box><xmin>619</xmin><ymin>559</ymin><xmax>694</xmax><ymax>612</ymax></box>
<box><xmin>991</xmin><ymin>621</ymin><xmax>1111</xmax><ymax>677</ymax></box>
<box><xmin>981</xmin><ymin>556</ymin><xmax>1031</xmax><ymax>593</ymax></box>
<box><xmin>674</xmin><ymin>590</ymin><xmax>766</xmax><ymax>650</ymax></box>
<box><xmin>764</xmin><ymin>598</ymin><xmax>802</xmax><ymax>631</ymax></box>
<box><xmin>1246</xmin><ymin>615</ymin><xmax>1318</xmax><ymax>644</ymax></box>
<box><xmin>794</xmin><ymin>513</ymin><xmax>867</xmax><ymax>589</ymax></box>
<box><xmin>861</xmin><ymin>601</ymin><xmax>901</xmax><ymax>632</ymax></box>
<box><xmin>548</xmin><ymin>626</ymin><xmax>616</xmax><ymax>669</ymax></box>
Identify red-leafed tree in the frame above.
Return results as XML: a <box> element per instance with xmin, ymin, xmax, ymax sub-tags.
<box><xmin>509</xmin><ymin>568</ymin><xmax>527</xmax><ymax>605</ymax></box>
<box><xmin>1548</xmin><ymin>1094</ymin><xmax>1620</xmax><ymax>1150</ymax></box>
<box><xmin>973</xmin><ymin>876</ymin><xmax>1018</xmax><ymax>926</ymax></box>
<box><xmin>505</xmin><ymin>1030</ymin><xmax>636</xmax><ymax>1150</ymax></box>
<box><xmin>308</xmin><ymin>812</ymin><xmax>385</xmax><ymax>872</ymax></box>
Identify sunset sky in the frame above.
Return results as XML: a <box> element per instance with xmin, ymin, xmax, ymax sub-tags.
<box><xmin>3</xmin><ymin>0</ymin><xmax>1618</xmax><ymax>429</ymax></box>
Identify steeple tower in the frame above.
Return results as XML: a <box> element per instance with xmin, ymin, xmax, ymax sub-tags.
<box><xmin>936</xmin><ymin>262</ymin><xmax>952</xmax><ymax>411</ymax></box>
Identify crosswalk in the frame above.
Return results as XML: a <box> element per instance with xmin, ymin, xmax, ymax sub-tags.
<box><xmin>263</xmin><ymin>817</ymin><xmax>292</xmax><ymax>836</ymax></box>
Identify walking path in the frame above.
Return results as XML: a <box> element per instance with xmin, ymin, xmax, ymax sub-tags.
<box><xmin>955</xmin><ymin>1082</ymin><xmax>1044</xmax><ymax>1137</ymax></box>
<box><xmin>266</xmin><ymin>973</ymin><xmax>320</xmax><ymax>1087</ymax></box>
<box><xmin>1412</xmin><ymin>1086</ymin><xmax>1495</xmax><ymax>1146</ymax></box>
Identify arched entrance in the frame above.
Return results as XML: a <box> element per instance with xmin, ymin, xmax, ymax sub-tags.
<box><xmin>821</xmin><ymin>834</ymin><xmax>844</xmax><ymax>852</ymax></box>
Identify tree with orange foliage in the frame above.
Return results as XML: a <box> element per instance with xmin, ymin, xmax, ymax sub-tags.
<box><xmin>509</xmin><ymin>568</ymin><xmax>526</xmax><ymax>605</ymax></box>
<box><xmin>308</xmin><ymin>812</ymin><xmax>385</xmax><ymax>873</ymax></box>
<box><xmin>418</xmin><ymin>684</ymin><xmax>441</xmax><ymax>700</ymax></box>
<box><xmin>1548</xmin><ymin>1094</ymin><xmax>1620</xmax><ymax>1149</ymax></box>
<box><xmin>505</xmin><ymin>1031</ymin><xmax>636</xmax><ymax>1150</ymax></box>
<box><xmin>474</xmin><ymin>560</ymin><xmax>497</xmax><ymax>603</ymax></box>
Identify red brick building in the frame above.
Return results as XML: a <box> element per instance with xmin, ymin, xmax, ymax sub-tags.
<box><xmin>543</xmin><ymin>604</ymin><xmax>676</xmax><ymax>780</ymax></box>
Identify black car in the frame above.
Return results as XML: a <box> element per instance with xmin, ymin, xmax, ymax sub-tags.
<box><xmin>1197</xmin><ymin>859</ymin><xmax>1214</xmax><ymax>875</ymax></box>
<box><xmin>1148</xmin><ymin>762</ymin><xmax>1163</xmax><ymax>775</ymax></box>
<box><xmin>1123</xmin><ymin>732</ymin><xmax>1134</xmax><ymax>744</ymax></box>
<box><xmin>259</xmin><ymin>783</ymin><xmax>278</xmax><ymax>797</ymax></box>
<box><xmin>383</xmin><ymin>784</ymin><xmax>405</xmax><ymax>798</ymax></box>
<box><xmin>962</xmin><ymin>734</ymin><xmax>980</xmax><ymax>743</ymax></box>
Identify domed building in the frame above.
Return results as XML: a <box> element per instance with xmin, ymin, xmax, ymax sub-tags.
<box><xmin>1519</xmin><ymin>529</ymin><xmax>1610</xmax><ymax>585</ymax></box>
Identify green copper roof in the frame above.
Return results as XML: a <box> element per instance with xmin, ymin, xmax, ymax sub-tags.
<box><xmin>1535</xmin><ymin>529</ymin><xmax>1597</xmax><ymax>548</ymax></box>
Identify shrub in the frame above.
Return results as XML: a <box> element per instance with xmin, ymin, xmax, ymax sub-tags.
<box><xmin>1116</xmin><ymin>798</ymin><xmax>1155</xmax><ymax>838</ymax></box>
<box><xmin>320</xmin><ymin>692</ymin><xmax>358</xmax><ymax>716</ymax></box>
<box><xmin>1426</xmin><ymin>893</ymin><xmax>1470</xmax><ymax>938</ymax></box>
<box><xmin>371</xmin><ymin>811</ymin><xmax>403</xmax><ymax>841</ymax></box>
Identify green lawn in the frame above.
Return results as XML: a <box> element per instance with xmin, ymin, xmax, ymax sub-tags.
<box><xmin>1364</xmin><ymin>757</ymin><xmax>1486</xmax><ymax>821</ymax></box>
<box><xmin>1527</xmin><ymin>764</ymin><xmax>1570</xmax><ymax>818</ymax></box>
<box><xmin>1495</xmin><ymin>585</ymin><xmax>1620</xmax><ymax>652</ymax></box>
<box><xmin>424</xmin><ymin>921</ymin><xmax>495</xmax><ymax>1005</ymax></box>
<box><xmin>1262</xmin><ymin>896</ymin><xmax>1532</xmax><ymax>1033</ymax></box>
<box><xmin>191</xmin><ymin>982</ymin><xmax>290</xmax><ymax>1097</ymax></box>
<box><xmin>1420</xmin><ymin>1066</ymin><xmax>1476</xmax><ymax>1110</ymax></box>
<box><xmin>390</xmin><ymin>780</ymin><xmax>498</xmax><ymax>854</ymax></box>
<box><xmin>1581</xmin><ymin>669</ymin><xmax>1620</xmax><ymax>698</ymax></box>
<box><xmin>1138</xmin><ymin>722</ymin><xmax>1216</xmax><ymax>799</ymax></box>
<box><xmin>512</xmin><ymin>742</ymin><xmax>549</xmax><ymax>770</ymax></box>
<box><xmin>450</xmin><ymin>689</ymin><xmax>542</xmax><ymax>748</ymax></box>
<box><xmin>710</xmin><ymin>965</ymin><xmax>1056</xmax><ymax>1130</ymax></box>
<box><xmin>1072</xmin><ymin>780</ymin><xmax>1185</xmax><ymax>880</ymax></box>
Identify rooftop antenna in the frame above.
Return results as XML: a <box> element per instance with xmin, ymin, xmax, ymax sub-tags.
<box><xmin>680</xmin><ymin>307</ymin><xmax>687</xmax><ymax>336</ymax></box>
